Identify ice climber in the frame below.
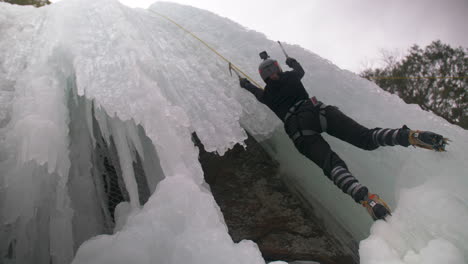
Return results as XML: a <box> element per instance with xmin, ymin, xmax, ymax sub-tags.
<box><xmin>238</xmin><ymin>51</ymin><xmax>448</xmax><ymax>221</ymax></box>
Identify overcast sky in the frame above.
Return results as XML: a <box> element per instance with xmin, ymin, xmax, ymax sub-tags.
<box><xmin>55</xmin><ymin>0</ymin><xmax>468</xmax><ymax>73</ymax></box>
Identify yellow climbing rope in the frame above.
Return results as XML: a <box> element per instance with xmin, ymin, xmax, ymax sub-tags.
<box><xmin>148</xmin><ymin>9</ymin><xmax>263</xmax><ymax>89</ymax></box>
<box><xmin>148</xmin><ymin>10</ymin><xmax>465</xmax><ymax>85</ymax></box>
<box><xmin>367</xmin><ymin>76</ymin><xmax>468</xmax><ymax>80</ymax></box>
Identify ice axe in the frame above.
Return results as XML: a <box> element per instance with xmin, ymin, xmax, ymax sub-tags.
<box><xmin>228</xmin><ymin>62</ymin><xmax>242</xmax><ymax>80</ymax></box>
<box><xmin>277</xmin><ymin>41</ymin><xmax>289</xmax><ymax>58</ymax></box>
<box><xmin>228</xmin><ymin>61</ymin><xmax>264</xmax><ymax>89</ymax></box>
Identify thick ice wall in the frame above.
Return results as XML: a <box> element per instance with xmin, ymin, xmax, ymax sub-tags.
<box><xmin>55</xmin><ymin>0</ymin><xmax>276</xmax><ymax>158</ymax></box>
<box><xmin>50</xmin><ymin>0</ymin><xmax>199</xmax><ymax>181</ymax></box>
<box><xmin>0</xmin><ymin>3</ymin><xmax>76</xmax><ymax>263</ymax></box>
<box><xmin>0</xmin><ymin>1</ymin><xmax>280</xmax><ymax>264</ymax></box>
<box><xmin>0</xmin><ymin>3</ymin><xmax>71</xmax><ymax>177</ymax></box>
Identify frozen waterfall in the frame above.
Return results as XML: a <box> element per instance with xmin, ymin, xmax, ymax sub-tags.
<box><xmin>0</xmin><ymin>1</ymin><xmax>467</xmax><ymax>264</ymax></box>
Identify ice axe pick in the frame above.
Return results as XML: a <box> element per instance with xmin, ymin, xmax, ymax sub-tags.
<box><xmin>229</xmin><ymin>62</ymin><xmax>242</xmax><ymax>80</ymax></box>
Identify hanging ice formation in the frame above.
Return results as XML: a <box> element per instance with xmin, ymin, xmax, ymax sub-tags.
<box><xmin>0</xmin><ymin>1</ymin><xmax>467</xmax><ymax>264</ymax></box>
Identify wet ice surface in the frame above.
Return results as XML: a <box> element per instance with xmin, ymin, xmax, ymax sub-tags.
<box><xmin>0</xmin><ymin>0</ymin><xmax>467</xmax><ymax>264</ymax></box>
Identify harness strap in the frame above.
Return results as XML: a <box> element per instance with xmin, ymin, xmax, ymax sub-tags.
<box><xmin>319</xmin><ymin>106</ymin><xmax>327</xmax><ymax>132</ymax></box>
<box><xmin>311</xmin><ymin>96</ymin><xmax>328</xmax><ymax>132</ymax></box>
<box><xmin>286</xmin><ymin>97</ymin><xmax>329</xmax><ymax>142</ymax></box>
<box><xmin>283</xmin><ymin>99</ymin><xmax>307</xmax><ymax>122</ymax></box>
<box><xmin>291</xmin><ymin>130</ymin><xmax>317</xmax><ymax>141</ymax></box>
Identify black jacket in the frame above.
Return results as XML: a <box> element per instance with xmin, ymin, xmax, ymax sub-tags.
<box><xmin>242</xmin><ymin>60</ymin><xmax>309</xmax><ymax>121</ymax></box>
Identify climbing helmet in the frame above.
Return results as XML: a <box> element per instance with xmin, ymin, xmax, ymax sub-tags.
<box><xmin>258</xmin><ymin>59</ymin><xmax>282</xmax><ymax>81</ymax></box>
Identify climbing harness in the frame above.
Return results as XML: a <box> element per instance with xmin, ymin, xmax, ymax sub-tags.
<box><xmin>283</xmin><ymin>99</ymin><xmax>307</xmax><ymax>122</ymax></box>
<box><xmin>312</xmin><ymin>96</ymin><xmax>329</xmax><ymax>134</ymax></box>
<box><xmin>285</xmin><ymin>96</ymin><xmax>328</xmax><ymax>142</ymax></box>
<box><xmin>147</xmin><ymin>9</ymin><xmax>263</xmax><ymax>88</ymax></box>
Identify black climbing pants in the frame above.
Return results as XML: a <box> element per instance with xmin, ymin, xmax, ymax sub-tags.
<box><xmin>284</xmin><ymin>100</ymin><xmax>409</xmax><ymax>202</ymax></box>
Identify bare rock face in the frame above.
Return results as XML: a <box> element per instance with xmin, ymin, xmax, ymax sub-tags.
<box><xmin>196</xmin><ymin>134</ymin><xmax>358</xmax><ymax>264</ymax></box>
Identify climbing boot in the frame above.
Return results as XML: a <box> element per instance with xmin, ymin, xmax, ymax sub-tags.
<box><xmin>360</xmin><ymin>192</ymin><xmax>392</xmax><ymax>221</ymax></box>
<box><xmin>408</xmin><ymin>129</ymin><xmax>449</xmax><ymax>152</ymax></box>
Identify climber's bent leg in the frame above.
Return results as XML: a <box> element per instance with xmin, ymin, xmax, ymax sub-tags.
<box><xmin>293</xmin><ymin>134</ymin><xmax>368</xmax><ymax>202</ymax></box>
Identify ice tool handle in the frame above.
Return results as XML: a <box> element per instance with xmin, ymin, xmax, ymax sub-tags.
<box><xmin>278</xmin><ymin>41</ymin><xmax>289</xmax><ymax>58</ymax></box>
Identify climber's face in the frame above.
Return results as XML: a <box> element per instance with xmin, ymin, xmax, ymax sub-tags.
<box><xmin>269</xmin><ymin>72</ymin><xmax>280</xmax><ymax>80</ymax></box>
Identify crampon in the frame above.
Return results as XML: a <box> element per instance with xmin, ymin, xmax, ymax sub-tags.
<box><xmin>361</xmin><ymin>193</ymin><xmax>392</xmax><ymax>221</ymax></box>
<box><xmin>408</xmin><ymin>129</ymin><xmax>449</xmax><ymax>152</ymax></box>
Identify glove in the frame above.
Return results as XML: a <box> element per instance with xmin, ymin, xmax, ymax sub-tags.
<box><xmin>286</xmin><ymin>57</ymin><xmax>298</xmax><ymax>67</ymax></box>
<box><xmin>239</xmin><ymin>78</ymin><xmax>250</xmax><ymax>88</ymax></box>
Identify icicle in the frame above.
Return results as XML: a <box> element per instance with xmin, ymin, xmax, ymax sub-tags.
<box><xmin>94</xmin><ymin>106</ymin><xmax>111</xmax><ymax>144</ymax></box>
<box><xmin>124</xmin><ymin>119</ymin><xmax>145</xmax><ymax>161</ymax></box>
<box><xmin>85</xmin><ymin>98</ymin><xmax>95</xmax><ymax>146</ymax></box>
<box><xmin>109</xmin><ymin>117</ymin><xmax>140</xmax><ymax>209</ymax></box>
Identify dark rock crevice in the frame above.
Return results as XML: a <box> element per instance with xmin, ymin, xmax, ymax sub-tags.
<box><xmin>195</xmin><ymin>134</ymin><xmax>358</xmax><ymax>264</ymax></box>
